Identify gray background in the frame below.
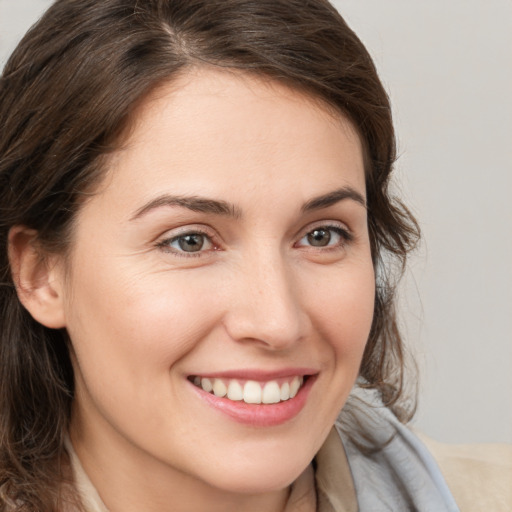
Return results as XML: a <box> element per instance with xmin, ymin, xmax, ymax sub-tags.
<box><xmin>1</xmin><ymin>0</ymin><xmax>511</xmax><ymax>444</ymax></box>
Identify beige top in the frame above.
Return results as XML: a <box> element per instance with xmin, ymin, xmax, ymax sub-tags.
<box><xmin>68</xmin><ymin>429</ymin><xmax>512</xmax><ymax>512</ymax></box>
<box><xmin>418</xmin><ymin>433</ymin><xmax>512</xmax><ymax>512</ymax></box>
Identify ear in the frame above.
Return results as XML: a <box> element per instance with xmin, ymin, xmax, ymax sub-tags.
<box><xmin>8</xmin><ymin>226</ymin><xmax>66</xmax><ymax>329</ymax></box>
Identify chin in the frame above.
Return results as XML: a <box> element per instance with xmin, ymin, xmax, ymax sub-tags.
<box><xmin>194</xmin><ymin>446</ymin><xmax>312</xmax><ymax>495</ymax></box>
<box><xmin>206</xmin><ymin>468</ymin><xmax>304</xmax><ymax>495</ymax></box>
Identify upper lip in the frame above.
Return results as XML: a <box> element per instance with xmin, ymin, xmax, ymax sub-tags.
<box><xmin>188</xmin><ymin>368</ymin><xmax>318</xmax><ymax>381</ymax></box>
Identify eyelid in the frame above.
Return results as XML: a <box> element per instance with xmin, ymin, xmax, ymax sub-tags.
<box><xmin>156</xmin><ymin>225</ymin><xmax>220</xmax><ymax>256</ymax></box>
<box><xmin>294</xmin><ymin>221</ymin><xmax>354</xmax><ymax>250</ymax></box>
<box><xmin>296</xmin><ymin>220</ymin><xmax>353</xmax><ymax>240</ymax></box>
<box><xmin>154</xmin><ymin>220</ymin><xmax>353</xmax><ymax>257</ymax></box>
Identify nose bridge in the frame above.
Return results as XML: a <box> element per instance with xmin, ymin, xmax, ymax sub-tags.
<box><xmin>225</xmin><ymin>244</ymin><xmax>305</xmax><ymax>349</ymax></box>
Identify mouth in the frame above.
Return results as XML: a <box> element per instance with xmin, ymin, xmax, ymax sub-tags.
<box><xmin>188</xmin><ymin>375</ymin><xmax>308</xmax><ymax>405</ymax></box>
<box><xmin>187</xmin><ymin>369</ymin><xmax>317</xmax><ymax>426</ymax></box>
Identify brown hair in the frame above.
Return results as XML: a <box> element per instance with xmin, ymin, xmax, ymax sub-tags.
<box><xmin>0</xmin><ymin>0</ymin><xmax>419</xmax><ymax>508</ymax></box>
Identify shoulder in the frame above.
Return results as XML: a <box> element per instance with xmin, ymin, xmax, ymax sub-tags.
<box><xmin>418</xmin><ymin>433</ymin><xmax>512</xmax><ymax>512</ymax></box>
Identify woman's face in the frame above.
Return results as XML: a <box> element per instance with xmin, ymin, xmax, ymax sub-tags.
<box><xmin>61</xmin><ymin>69</ymin><xmax>375</xmax><ymax>495</ymax></box>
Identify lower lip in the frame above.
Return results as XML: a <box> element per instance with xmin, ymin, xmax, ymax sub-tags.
<box><xmin>189</xmin><ymin>376</ymin><xmax>315</xmax><ymax>427</ymax></box>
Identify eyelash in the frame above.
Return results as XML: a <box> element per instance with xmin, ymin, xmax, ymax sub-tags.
<box><xmin>295</xmin><ymin>225</ymin><xmax>354</xmax><ymax>250</ymax></box>
<box><xmin>156</xmin><ymin>228</ymin><xmax>216</xmax><ymax>258</ymax></box>
<box><xmin>156</xmin><ymin>224</ymin><xmax>353</xmax><ymax>258</ymax></box>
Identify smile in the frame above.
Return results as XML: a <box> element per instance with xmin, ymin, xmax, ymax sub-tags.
<box><xmin>190</xmin><ymin>376</ymin><xmax>306</xmax><ymax>404</ymax></box>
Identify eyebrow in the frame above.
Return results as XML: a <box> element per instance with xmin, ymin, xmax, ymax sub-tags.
<box><xmin>130</xmin><ymin>186</ymin><xmax>366</xmax><ymax>221</ymax></box>
<box><xmin>301</xmin><ymin>187</ymin><xmax>366</xmax><ymax>212</ymax></box>
<box><xmin>130</xmin><ymin>194</ymin><xmax>242</xmax><ymax>221</ymax></box>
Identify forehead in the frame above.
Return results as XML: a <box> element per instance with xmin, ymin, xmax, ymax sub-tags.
<box><xmin>90</xmin><ymin>67</ymin><xmax>366</xmax><ymax>215</ymax></box>
<box><xmin>126</xmin><ymin>68</ymin><xmax>360</xmax><ymax>144</ymax></box>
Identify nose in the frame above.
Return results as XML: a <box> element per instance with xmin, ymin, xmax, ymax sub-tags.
<box><xmin>222</xmin><ymin>248</ymin><xmax>309</xmax><ymax>351</ymax></box>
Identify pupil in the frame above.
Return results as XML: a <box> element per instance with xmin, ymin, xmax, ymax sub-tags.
<box><xmin>178</xmin><ymin>234</ymin><xmax>204</xmax><ymax>252</ymax></box>
<box><xmin>308</xmin><ymin>229</ymin><xmax>331</xmax><ymax>247</ymax></box>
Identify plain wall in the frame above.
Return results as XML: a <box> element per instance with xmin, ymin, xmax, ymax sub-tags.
<box><xmin>1</xmin><ymin>0</ymin><xmax>511</xmax><ymax>444</ymax></box>
<box><xmin>335</xmin><ymin>0</ymin><xmax>512</xmax><ymax>444</ymax></box>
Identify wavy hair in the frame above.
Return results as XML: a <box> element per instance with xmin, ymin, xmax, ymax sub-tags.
<box><xmin>0</xmin><ymin>0</ymin><xmax>419</xmax><ymax>508</ymax></box>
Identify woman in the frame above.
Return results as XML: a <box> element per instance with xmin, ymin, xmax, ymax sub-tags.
<box><xmin>0</xmin><ymin>1</ymin><xmax>509</xmax><ymax>511</ymax></box>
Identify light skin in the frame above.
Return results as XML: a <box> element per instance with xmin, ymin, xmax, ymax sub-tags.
<box><xmin>10</xmin><ymin>68</ymin><xmax>375</xmax><ymax>512</ymax></box>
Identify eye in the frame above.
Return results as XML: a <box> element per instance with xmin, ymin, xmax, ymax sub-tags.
<box><xmin>158</xmin><ymin>231</ymin><xmax>215</xmax><ymax>255</ymax></box>
<box><xmin>296</xmin><ymin>225</ymin><xmax>352</xmax><ymax>249</ymax></box>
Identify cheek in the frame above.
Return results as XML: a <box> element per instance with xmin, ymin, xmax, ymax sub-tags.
<box><xmin>64</xmin><ymin>257</ymin><xmax>222</xmax><ymax>387</ymax></box>
<box><xmin>309</xmin><ymin>259</ymin><xmax>375</xmax><ymax>361</ymax></box>
<box><xmin>64</xmin><ymin>263</ymin><xmax>226</xmax><ymax>449</ymax></box>
<box><xmin>295</xmin><ymin>258</ymin><xmax>375</xmax><ymax>434</ymax></box>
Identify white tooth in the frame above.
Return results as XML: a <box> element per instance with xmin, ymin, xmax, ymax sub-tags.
<box><xmin>262</xmin><ymin>381</ymin><xmax>281</xmax><ymax>404</ymax></box>
<box><xmin>280</xmin><ymin>382</ymin><xmax>290</xmax><ymax>401</ymax></box>
<box><xmin>227</xmin><ymin>380</ymin><xmax>243</xmax><ymax>401</ymax></box>
<box><xmin>213</xmin><ymin>378</ymin><xmax>227</xmax><ymax>397</ymax></box>
<box><xmin>243</xmin><ymin>380</ymin><xmax>262</xmax><ymax>404</ymax></box>
<box><xmin>201</xmin><ymin>378</ymin><xmax>213</xmax><ymax>393</ymax></box>
<box><xmin>289</xmin><ymin>376</ymin><xmax>301</xmax><ymax>398</ymax></box>
<box><xmin>193</xmin><ymin>376</ymin><xmax>201</xmax><ymax>386</ymax></box>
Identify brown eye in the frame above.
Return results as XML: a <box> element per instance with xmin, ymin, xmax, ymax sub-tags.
<box><xmin>307</xmin><ymin>228</ymin><xmax>331</xmax><ymax>247</ymax></box>
<box><xmin>177</xmin><ymin>234</ymin><xmax>205</xmax><ymax>252</ymax></box>
<box><xmin>162</xmin><ymin>232</ymin><xmax>214</xmax><ymax>254</ymax></box>
<box><xmin>297</xmin><ymin>225</ymin><xmax>352</xmax><ymax>249</ymax></box>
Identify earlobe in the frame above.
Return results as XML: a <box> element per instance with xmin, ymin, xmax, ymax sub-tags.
<box><xmin>8</xmin><ymin>226</ymin><xmax>66</xmax><ymax>329</ymax></box>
